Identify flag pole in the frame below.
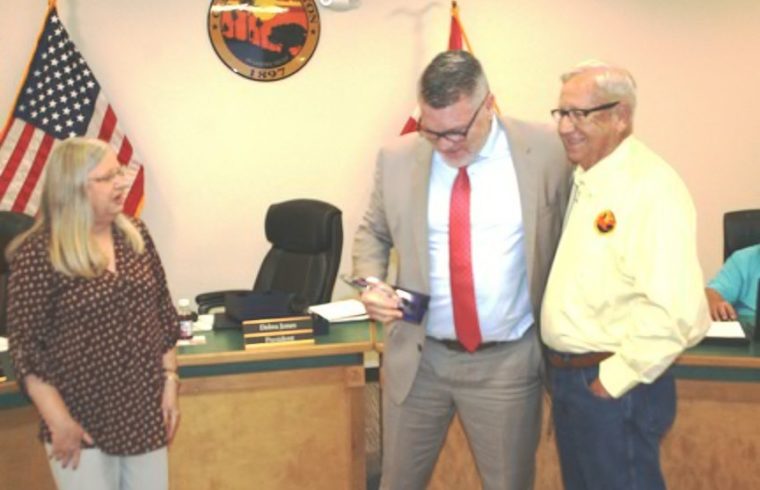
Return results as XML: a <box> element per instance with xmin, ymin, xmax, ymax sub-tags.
<box><xmin>451</xmin><ymin>2</ymin><xmax>474</xmax><ymax>54</ymax></box>
<box><xmin>0</xmin><ymin>1</ymin><xmax>57</xmax><ymax>145</ymax></box>
<box><xmin>451</xmin><ymin>2</ymin><xmax>501</xmax><ymax>114</ymax></box>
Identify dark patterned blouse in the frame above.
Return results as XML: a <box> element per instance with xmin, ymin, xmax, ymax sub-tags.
<box><xmin>8</xmin><ymin>218</ymin><xmax>179</xmax><ymax>455</ymax></box>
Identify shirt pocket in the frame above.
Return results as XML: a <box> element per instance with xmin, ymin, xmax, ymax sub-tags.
<box><xmin>575</xmin><ymin>227</ymin><xmax>627</xmax><ymax>314</ymax></box>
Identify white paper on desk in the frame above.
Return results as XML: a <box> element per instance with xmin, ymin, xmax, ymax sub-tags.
<box><xmin>308</xmin><ymin>299</ymin><xmax>369</xmax><ymax>323</ymax></box>
<box><xmin>177</xmin><ymin>335</ymin><xmax>207</xmax><ymax>346</ymax></box>
<box><xmin>193</xmin><ymin>314</ymin><xmax>214</xmax><ymax>332</ymax></box>
<box><xmin>706</xmin><ymin>321</ymin><xmax>746</xmax><ymax>339</ymax></box>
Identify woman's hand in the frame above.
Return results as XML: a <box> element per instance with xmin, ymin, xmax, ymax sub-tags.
<box><xmin>48</xmin><ymin>413</ymin><xmax>93</xmax><ymax>470</ymax></box>
<box><xmin>24</xmin><ymin>374</ymin><xmax>93</xmax><ymax>469</ymax></box>
<box><xmin>162</xmin><ymin>373</ymin><xmax>181</xmax><ymax>444</ymax></box>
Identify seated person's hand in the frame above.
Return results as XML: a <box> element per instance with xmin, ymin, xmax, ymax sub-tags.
<box><xmin>360</xmin><ymin>280</ymin><xmax>403</xmax><ymax>325</ymax></box>
<box><xmin>705</xmin><ymin>287</ymin><xmax>737</xmax><ymax>321</ymax></box>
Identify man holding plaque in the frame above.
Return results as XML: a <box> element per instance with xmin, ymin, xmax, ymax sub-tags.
<box><xmin>352</xmin><ymin>51</ymin><xmax>570</xmax><ymax>489</ymax></box>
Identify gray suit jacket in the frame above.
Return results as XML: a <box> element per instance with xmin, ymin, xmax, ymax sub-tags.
<box><xmin>352</xmin><ymin>116</ymin><xmax>571</xmax><ymax>404</ymax></box>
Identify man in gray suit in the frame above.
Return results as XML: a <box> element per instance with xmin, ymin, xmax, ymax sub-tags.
<box><xmin>352</xmin><ymin>51</ymin><xmax>570</xmax><ymax>489</ymax></box>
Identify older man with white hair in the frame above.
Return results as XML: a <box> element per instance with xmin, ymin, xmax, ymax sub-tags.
<box><xmin>540</xmin><ymin>62</ymin><xmax>710</xmax><ymax>490</ymax></box>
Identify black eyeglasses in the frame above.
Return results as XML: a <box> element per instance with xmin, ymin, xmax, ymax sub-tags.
<box><xmin>550</xmin><ymin>101</ymin><xmax>620</xmax><ymax>124</ymax></box>
<box><xmin>419</xmin><ymin>94</ymin><xmax>489</xmax><ymax>143</ymax></box>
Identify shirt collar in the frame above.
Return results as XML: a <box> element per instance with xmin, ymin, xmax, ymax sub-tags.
<box><xmin>573</xmin><ymin>136</ymin><xmax>635</xmax><ymax>196</ymax></box>
<box><xmin>474</xmin><ymin>114</ymin><xmax>502</xmax><ymax>162</ymax></box>
<box><xmin>432</xmin><ymin>114</ymin><xmax>506</xmax><ymax>173</ymax></box>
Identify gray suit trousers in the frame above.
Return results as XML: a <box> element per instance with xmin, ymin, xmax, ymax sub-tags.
<box><xmin>381</xmin><ymin>328</ymin><xmax>543</xmax><ymax>490</ymax></box>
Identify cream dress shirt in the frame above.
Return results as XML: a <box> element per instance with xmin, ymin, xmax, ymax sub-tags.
<box><xmin>541</xmin><ymin>136</ymin><xmax>710</xmax><ymax>397</ymax></box>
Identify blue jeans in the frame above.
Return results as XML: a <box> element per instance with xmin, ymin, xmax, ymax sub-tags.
<box><xmin>549</xmin><ymin>364</ymin><xmax>676</xmax><ymax>490</ymax></box>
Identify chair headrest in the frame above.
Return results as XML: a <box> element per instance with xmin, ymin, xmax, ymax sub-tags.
<box><xmin>265</xmin><ymin>199</ymin><xmax>341</xmax><ymax>253</ymax></box>
<box><xmin>0</xmin><ymin>211</ymin><xmax>35</xmax><ymax>273</ymax></box>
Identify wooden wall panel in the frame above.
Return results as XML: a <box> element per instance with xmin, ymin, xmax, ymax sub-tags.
<box><xmin>428</xmin><ymin>381</ymin><xmax>760</xmax><ymax>490</ymax></box>
<box><xmin>169</xmin><ymin>365</ymin><xmax>366</xmax><ymax>490</ymax></box>
<box><xmin>0</xmin><ymin>406</ymin><xmax>55</xmax><ymax>490</ymax></box>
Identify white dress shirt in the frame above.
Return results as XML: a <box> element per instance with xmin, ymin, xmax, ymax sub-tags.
<box><xmin>426</xmin><ymin>116</ymin><xmax>534</xmax><ymax>342</ymax></box>
<box><xmin>541</xmin><ymin>136</ymin><xmax>710</xmax><ymax>397</ymax></box>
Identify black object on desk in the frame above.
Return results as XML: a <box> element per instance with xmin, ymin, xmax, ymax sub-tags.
<box><xmin>225</xmin><ymin>290</ymin><xmax>305</xmax><ymax>323</ymax></box>
<box><xmin>213</xmin><ymin>313</ymin><xmax>241</xmax><ymax>330</ymax></box>
<box><xmin>213</xmin><ymin>290</ymin><xmax>310</xmax><ymax>331</ymax></box>
<box><xmin>310</xmin><ymin>313</ymin><xmax>330</xmax><ymax>336</ymax></box>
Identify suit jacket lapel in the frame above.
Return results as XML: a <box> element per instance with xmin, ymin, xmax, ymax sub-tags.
<box><xmin>501</xmin><ymin>116</ymin><xmax>538</xmax><ymax>287</ymax></box>
<box><xmin>407</xmin><ymin>120</ymin><xmax>540</xmax><ymax>294</ymax></box>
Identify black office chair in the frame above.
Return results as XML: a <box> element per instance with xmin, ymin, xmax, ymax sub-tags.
<box><xmin>195</xmin><ymin>199</ymin><xmax>343</xmax><ymax>315</ymax></box>
<box><xmin>0</xmin><ymin>211</ymin><xmax>35</xmax><ymax>337</ymax></box>
<box><xmin>723</xmin><ymin>209</ymin><xmax>760</xmax><ymax>261</ymax></box>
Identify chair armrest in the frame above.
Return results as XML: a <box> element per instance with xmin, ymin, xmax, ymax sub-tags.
<box><xmin>195</xmin><ymin>289</ymin><xmax>251</xmax><ymax>314</ymax></box>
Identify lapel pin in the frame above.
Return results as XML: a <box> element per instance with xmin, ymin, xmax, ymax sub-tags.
<box><xmin>595</xmin><ymin>210</ymin><xmax>616</xmax><ymax>233</ymax></box>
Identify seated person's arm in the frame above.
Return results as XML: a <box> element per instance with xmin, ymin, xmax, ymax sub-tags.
<box><xmin>706</xmin><ymin>249</ymin><xmax>747</xmax><ymax>321</ymax></box>
<box><xmin>705</xmin><ymin>287</ymin><xmax>737</xmax><ymax>321</ymax></box>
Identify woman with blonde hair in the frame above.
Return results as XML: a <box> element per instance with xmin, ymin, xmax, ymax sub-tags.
<box><xmin>7</xmin><ymin>137</ymin><xmax>180</xmax><ymax>490</ymax></box>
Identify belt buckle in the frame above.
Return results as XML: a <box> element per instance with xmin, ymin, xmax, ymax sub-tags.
<box><xmin>442</xmin><ymin>339</ymin><xmax>465</xmax><ymax>352</ymax></box>
<box><xmin>430</xmin><ymin>337</ymin><xmax>503</xmax><ymax>353</ymax></box>
<box><xmin>546</xmin><ymin>350</ymin><xmax>611</xmax><ymax>368</ymax></box>
<box><xmin>428</xmin><ymin>338</ymin><xmax>467</xmax><ymax>352</ymax></box>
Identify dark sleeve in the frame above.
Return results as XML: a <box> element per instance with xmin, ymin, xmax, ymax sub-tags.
<box><xmin>7</xmin><ymin>235</ymin><xmax>56</xmax><ymax>389</ymax></box>
<box><xmin>136</xmin><ymin>220</ymin><xmax>179</xmax><ymax>351</ymax></box>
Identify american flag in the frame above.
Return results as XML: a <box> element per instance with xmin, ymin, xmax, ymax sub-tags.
<box><xmin>0</xmin><ymin>6</ymin><xmax>144</xmax><ymax>216</ymax></box>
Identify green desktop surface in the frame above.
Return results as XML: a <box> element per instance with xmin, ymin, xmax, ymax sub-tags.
<box><xmin>177</xmin><ymin>319</ymin><xmax>373</xmax><ymax>379</ymax></box>
<box><xmin>178</xmin><ymin>319</ymin><xmax>373</xmax><ymax>355</ymax></box>
<box><xmin>674</xmin><ymin>316</ymin><xmax>759</xmax><ymax>381</ymax></box>
<box><xmin>374</xmin><ymin>317</ymin><xmax>760</xmax><ymax>382</ymax></box>
<box><xmin>2</xmin><ymin>316</ymin><xmax>759</xmax><ymax>407</ymax></box>
<box><xmin>0</xmin><ymin>320</ymin><xmax>374</xmax><ymax>408</ymax></box>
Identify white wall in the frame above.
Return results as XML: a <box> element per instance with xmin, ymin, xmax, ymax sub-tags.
<box><xmin>2</xmin><ymin>0</ymin><xmax>759</xmax><ymax>304</ymax></box>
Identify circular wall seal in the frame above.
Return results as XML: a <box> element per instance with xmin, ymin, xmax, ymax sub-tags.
<box><xmin>208</xmin><ymin>0</ymin><xmax>321</xmax><ymax>81</ymax></box>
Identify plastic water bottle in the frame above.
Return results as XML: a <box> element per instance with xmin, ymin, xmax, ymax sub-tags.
<box><xmin>178</xmin><ymin>298</ymin><xmax>194</xmax><ymax>340</ymax></box>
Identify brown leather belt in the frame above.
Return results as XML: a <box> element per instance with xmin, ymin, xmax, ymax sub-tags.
<box><xmin>546</xmin><ymin>350</ymin><xmax>613</xmax><ymax>369</ymax></box>
<box><xmin>427</xmin><ymin>337</ymin><xmax>505</xmax><ymax>353</ymax></box>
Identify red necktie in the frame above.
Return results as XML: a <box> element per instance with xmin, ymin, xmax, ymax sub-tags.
<box><xmin>449</xmin><ymin>167</ymin><xmax>481</xmax><ymax>352</ymax></box>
